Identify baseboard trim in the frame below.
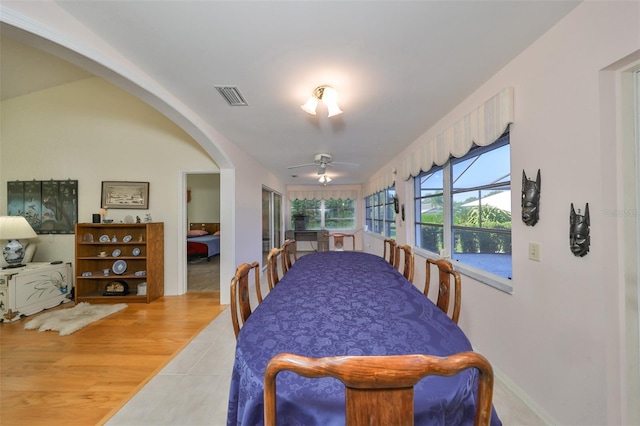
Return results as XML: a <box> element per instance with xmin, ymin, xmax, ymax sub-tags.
<box><xmin>493</xmin><ymin>364</ymin><xmax>559</xmax><ymax>425</ymax></box>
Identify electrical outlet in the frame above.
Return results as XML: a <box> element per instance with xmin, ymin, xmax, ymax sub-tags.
<box><xmin>528</xmin><ymin>242</ymin><xmax>541</xmax><ymax>262</ymax></box>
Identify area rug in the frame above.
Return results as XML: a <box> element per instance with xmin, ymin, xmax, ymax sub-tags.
<box><xmin>24</xmin><ymin>302</ymin><xmax>128</xmax><ymax>336</ymax></box>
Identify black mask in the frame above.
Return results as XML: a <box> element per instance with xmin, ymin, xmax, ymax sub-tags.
<box><xmin>570</xmin><ymin>203</ymin><xmax>590</xmax><ymax>257</ymax></box>
<box><xmin>521</xmin><ymin>170</ymin><xmax>541</xmax><ymax>226</ymax></box>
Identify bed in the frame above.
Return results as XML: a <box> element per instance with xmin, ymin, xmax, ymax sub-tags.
<box><xmin>187</xmin><ymin>222</ymin><xmax>221</xmax><ymax>261</ymax></box>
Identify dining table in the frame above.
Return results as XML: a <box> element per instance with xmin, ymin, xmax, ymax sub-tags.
<box><xmin>227</xmin><ymin>251</ymin><xmax>501</xmax><ymax>425</ymax></box>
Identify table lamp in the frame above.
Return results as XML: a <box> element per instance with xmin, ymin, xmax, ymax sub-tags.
<box><xmin>0</xmin><ymin>216</ymin><xmax>38</xmax><ymax>268</ymax></box>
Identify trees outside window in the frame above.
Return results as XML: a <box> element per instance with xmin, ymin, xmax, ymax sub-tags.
<box><xmin>290</xmin><ymin>199</ymin><xmax>355</xmax><ymax>230</ymax></box>
<box><xmin>414</xmin><ymin>133</ymin><xmax>511</xmax><ymax>279</ymax></box>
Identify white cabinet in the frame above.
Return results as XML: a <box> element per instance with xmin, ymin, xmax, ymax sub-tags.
<box><xmin>0</xmin><ymin>262</ymin><xmax>73</xmax><ymax>322</ymax></box>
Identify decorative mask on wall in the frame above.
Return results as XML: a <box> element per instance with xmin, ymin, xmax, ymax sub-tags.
<box><xmin>521</xmin><ymin>169</ymin><xmax>541</xmax><ymax>226</ymax></box>
<box><xmin>570</xmin><ymin>203</ymin><xmax>590</xmax><ymax>257</ymax></box>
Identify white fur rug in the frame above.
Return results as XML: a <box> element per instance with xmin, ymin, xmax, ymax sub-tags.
<box><xmin>24</xmin><ymin>302</ymin><xmax>127</xmax><ymax>336</ymax></box>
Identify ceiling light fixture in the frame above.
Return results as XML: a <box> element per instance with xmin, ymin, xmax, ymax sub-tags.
<box><xmin>319</xmin><ymin>175</ymin><xmax>332</xmax><ymax>185</ymax></box>
<box><xmin>301</xmin><ymin>86</ymin><xmax>343</xmax><ymax>117</ymax></box>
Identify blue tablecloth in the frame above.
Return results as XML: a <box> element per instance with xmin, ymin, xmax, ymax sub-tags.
<box><xmin>227</xmin><ymin>251</ymin><xmax>501</xmax><ymax>425</ymax></box>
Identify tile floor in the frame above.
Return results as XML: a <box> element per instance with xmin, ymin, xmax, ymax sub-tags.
<box><xmin>107</xmin><ymin>304</ymin><xmax>547</xmax><ymax>426</ymax></box>
<box><xmin>111</xmin><ymin>258</ymin><xmax>547</xmax><ymax>426</ymax></box>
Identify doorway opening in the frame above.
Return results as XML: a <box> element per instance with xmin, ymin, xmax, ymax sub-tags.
<box><xmin>186</xmin><ymin>173</ymin><xmax>220</xmax><ymax>292</ymax></box>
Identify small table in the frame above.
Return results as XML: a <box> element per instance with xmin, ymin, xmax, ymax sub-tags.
<box><xmin>227</xmin><ymin>252</ymin><xmax>501</xmax><ymax>425</ymax></box>
<box><xmin>284</xmin><ymin>230</ymin><xmax>328</xmax><ymax>251</ymax></box>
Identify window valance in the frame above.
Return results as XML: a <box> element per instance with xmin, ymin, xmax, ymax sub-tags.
<box><xmin>287</xmin><ymin>189</ymin><xmax>358</xmax><ymax>201</ymax></box>
<box><xmin>363</xmin><ymin>172</ymin><xmax>396</xmax><ymax>198</ymax></box>
<box><xmin>400</xmin><ymin>87</ymin><xmax>513</xmax><ymax>181</ymax></box>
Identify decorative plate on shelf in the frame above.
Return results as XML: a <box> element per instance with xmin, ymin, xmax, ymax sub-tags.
<box><xmin>82</xmin><ymin>233</ymin><xmax>94</xmax><ymax>242</ymax></box>
<box><xmin>123</xmin><ymin>235</ymin><xmax>132</xmax><ymax>242</ymax></box>
<box><xmin>99</xmin><ymin>234</ymin><xmax>110</xmax><ymax>243</ymax></box>
<box><xmin>132</xmin><ymin>247</ymin><xmax>141</xmax><ymax>256</ymax></box>
<box><xmin>124</xmin><ymin>215</ymin><xmax>134</xmax><ymax>224</ymax></box>
<box><xmin>112</xmin><ymin>260</ymin><xmax>127</xmax><ymax>275</ymax></box>
<box><xmin>112</xmin><ymin>249</ymin><xmax>121</xmax><ymax>257</ymax></box>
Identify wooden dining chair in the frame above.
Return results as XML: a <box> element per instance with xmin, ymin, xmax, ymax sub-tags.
<box><xmin>267</xmin><ymin>247</ymin><xmax>284</xmax><ymax>291</ymax></box>
<box><xmin>425</xmin><ymin>258</ymin><xmax>462</xmax><ymax>324</ymax></box>
<box><xmin>394</xmin><ymin>244</ymin><xmax>414</xmax><ymax>283</ymax></box>
<box><xmin>264</xmin><ymin>351</ymin><xmax>494</xmax><ymax>426</ymax></box>
<box><xmin>230</xmin><ymin>261</ymin><xmax>262</xmax><ymax>339</ymax></box>
<box><xmin>282</xmin><ymin>239</ymin><xmax>297</xmax><ymax>273</ymax></box>
<box><xmin>325</xmin><ymin>233</ymin><xmax>355</xmax><ymax>251</ymax></box>
<box><xmin>383</xmin><ymin>238</ymin><xmax>396</xmax><ymax>265</ymax></box>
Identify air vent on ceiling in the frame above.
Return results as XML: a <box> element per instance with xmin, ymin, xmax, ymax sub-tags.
<box><xmin>215</xmin><ymin>86</ymin><xmax>248</xmax><ymax>106</ymax></box>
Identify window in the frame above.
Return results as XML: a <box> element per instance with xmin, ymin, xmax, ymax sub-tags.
<box><xmin>414</xmin><ymin>133</ymin><xmax>511</xmax><ymax>279</ymax></box>
<box><xmin>365</xmin><ymin>186</ymin><xmax>396</xmax><ymax>238</ymax></box>
<box><xmin>290</xmin><ymin>199</ymin><xmax>355</xmax><ymax>230</ymax></box>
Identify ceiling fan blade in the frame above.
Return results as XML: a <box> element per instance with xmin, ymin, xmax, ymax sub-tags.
<box><xmin>332</xmin><ymin>161</ymin><xmax>360</xmax><ymax>167</ymax></box>
<box><xmin>287</xmin><ymin>163</ymin><xmax>315</xmax><ymax>170</ymax></box>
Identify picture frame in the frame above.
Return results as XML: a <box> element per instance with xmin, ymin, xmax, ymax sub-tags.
<box><xmin>101</xmin><ymin>181</ymin><xmax>149</xmax><ymax>209</ymax></box>
<box><xmin>7</xmin><ymin>179</ymin><xmax>78</xmax><ymax>234</ymax></box>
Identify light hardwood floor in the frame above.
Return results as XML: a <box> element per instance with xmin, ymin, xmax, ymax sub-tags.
<box><xmin>0</xmin><ymin>293</ymin><xmax>225</xmax><ymax>425</ymax></box>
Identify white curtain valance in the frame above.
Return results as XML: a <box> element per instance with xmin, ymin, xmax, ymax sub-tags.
<box><xmin>287</xmin><ymin>189</ymin><xmax>358</xmax><ymax>201</ymax></box>
<box><xmin>363</xmin><ymin>171</ymin><xmax>396</xmax><ymax>199</ymax></box>
<box><xmin>400</xmin><ymin>87</ymin><xmax>513</xmax><ymax>181</ymax></box>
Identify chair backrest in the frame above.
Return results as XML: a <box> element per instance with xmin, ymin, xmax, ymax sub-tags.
<box><xmin>325</xmin><ymin>233</ymin><xmax>355</xmax><ymax>251</ymax></box>
<box><xmin>282</xmin><ymin>239</ymin><xmax>297</xmax><ymax>273</ymax></box>
<box><xmin>383</xmin><ymin>238</ymin><xmax>396</xmax><ymax>265</ymax></box>
<box><xmin>267</xmin><ymin>247</ymin><xmax>284</xmax><ymax>291</ymax></box>
<box><xmin>230</xmin><ymin>261</ymin><xmax>261</xmax><ymax>339</ymax></box>
<box><xmin>394</xmin><ymin>244</ymin><xmax>414</xmax><ymax>283</ymax></box>
<box><xmin>425</xmin><ymin>258</ymin><xmax>462</xmax><ymax>324</ymax></box>
<box><xmin>264</xmin><ymin>351</ymin><xmax>494</xmax><ymax>426</ymax></box>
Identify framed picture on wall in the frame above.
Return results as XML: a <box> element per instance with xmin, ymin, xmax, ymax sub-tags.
<box><xmin>101</xmin><ymin>181</ymin><xmax>149</xmax><ymax>209</ymax></box>
<box><xmin>7</xmin><ymin>180</ymin><xmax>78</xmax><ymax>234</ymax></box>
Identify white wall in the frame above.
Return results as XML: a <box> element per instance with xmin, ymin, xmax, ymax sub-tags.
<box><xmin>0</xmin><ymin>77</ymin><xmax>221</xmax><ymax>295</ymax></box>
<box><xmin>187</xmin><ymin>173</ymin><xmax>220</xmax><ymax>224</ymax></box>
<box><xmin>364</xmin><ymin>2</ymin><xmax>640</xmax><ymax>424</ymax></box>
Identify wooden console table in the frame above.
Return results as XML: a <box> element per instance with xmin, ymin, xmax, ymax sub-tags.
<box><xmin>285</xmin><ymin>230</ymin><xmax>329</xmax><ymax>251</ymax></box>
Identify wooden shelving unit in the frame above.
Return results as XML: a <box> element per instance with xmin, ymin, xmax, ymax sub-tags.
<box><xmin>74</xmin><ymin>222</ymin><xmax>164</xmax><ymax>304</ymax></box>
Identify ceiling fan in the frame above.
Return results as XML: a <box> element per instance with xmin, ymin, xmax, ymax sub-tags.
<box><xmin>287</xmin><ymin>154</ymin><xmax>359</xmax><ymax>175</ymax></box>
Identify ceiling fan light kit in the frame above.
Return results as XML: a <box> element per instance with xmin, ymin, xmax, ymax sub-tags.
<box><xmin>319</xmin><ymin>175</ymin><xmax>332</xmax><ymax>185</ymax></box>
<box><xmin>301</xmin><ymin>85</ymin><xmax>343</xmax><ymax>117</ymax></box>
<box><xmin>287</xmin><ymin>153</ymin><xmax>359</xmax><ymax>181</ymax></box>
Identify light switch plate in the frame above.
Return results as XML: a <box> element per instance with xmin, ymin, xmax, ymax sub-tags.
<box><xmin>528</xmin><ymin>242</ymin><xmax>541</xmax><ymax>261</ymax></box>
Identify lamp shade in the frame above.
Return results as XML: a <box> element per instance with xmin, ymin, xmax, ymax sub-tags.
<box><xmin>0</xmin><ymin>216</ymin><xmax>38</xmax><ymax>240</ymax></box>
<box><xmin>320</xmin><ymin>86</ymin><xmax>343</xmax><ymax>117</ymax></box>
<box><xmin>300</xmin><ymin>96</ymin><xmax>318</xmax><ymax>115</ymax></box>
<box><xmin>326</xmin><ymin>102</ymin><xmax>343</xmax><ymax>118</ymax></box>
<box><xmin>0</xmin><ymin>216</ymin><xmax>37</xmax><ymax>267</ymax></box>
<box><xmin>319</xmin><ymin>175</ymin><xmax>332</xmax><ymax>185</ymax></box>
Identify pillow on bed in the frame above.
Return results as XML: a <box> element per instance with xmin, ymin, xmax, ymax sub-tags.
<box><xmin>213</xmin><ymin>231</ymin><xmax>220</xmax><ymax>236</ymax></box>
<box><xmin>188</xmin><ymin>229</ymin><xmax>209</xmax><ymax>237</ymax></box>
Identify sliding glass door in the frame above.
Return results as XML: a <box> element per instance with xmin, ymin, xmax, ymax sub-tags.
<box><xmin>262</xmin><ymin>187</ymin><xmax>282</xmax><ymax>266</ymax></box>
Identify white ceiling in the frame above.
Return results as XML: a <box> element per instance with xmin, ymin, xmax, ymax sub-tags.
<box><xmin>0</xmin><ymin>1</ymin><xmax>580</xmax><ymax>185</ymax></box>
